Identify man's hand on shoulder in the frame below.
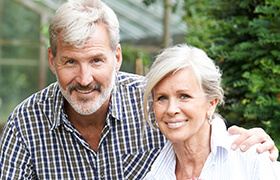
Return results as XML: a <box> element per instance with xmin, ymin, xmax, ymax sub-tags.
<box><xmin>228</xmin><ymin>125</ymin><xmax>279</xmax><ymax>161</ymax></box>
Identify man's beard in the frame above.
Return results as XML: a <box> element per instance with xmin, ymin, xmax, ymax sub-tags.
<box><xmin>59</xmin><ymin>72</ymin><xmax>115</xmax><ymax>115</ymax></box>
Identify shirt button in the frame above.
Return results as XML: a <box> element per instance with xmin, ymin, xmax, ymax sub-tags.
<box><xmin>101</xmin><ymin>173</ymin><xmax>105</xmax><ymax>179</ymax></box>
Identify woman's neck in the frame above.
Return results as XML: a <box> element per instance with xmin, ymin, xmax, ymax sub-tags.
<box><xmin>173</xmin><ymin>126</ymin><xmax>211</xmax><ymax>179</ymax></box>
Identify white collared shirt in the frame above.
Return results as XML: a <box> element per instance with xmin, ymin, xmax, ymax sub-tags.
<box><xmin>144</xmin><ymin>117</ymin><xmax>280</xmax><ymax>180</ymax></box>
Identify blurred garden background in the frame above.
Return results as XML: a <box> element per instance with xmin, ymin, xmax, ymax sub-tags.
<box><xmin>0</xmin><ymin>0</ymin><xmax>279</xmax><ymax>151</ymax></box>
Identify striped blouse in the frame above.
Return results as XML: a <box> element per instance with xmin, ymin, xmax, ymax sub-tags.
<box><xmin>144</xmin><ymin>117</ymin><xmax>280</xmax><ymax>180</ymax></box>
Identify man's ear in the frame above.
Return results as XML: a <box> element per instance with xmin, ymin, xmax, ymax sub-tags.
<box><xmin>48</xmin><ymin>47</ymin><xmax>56</xmax><ymax>75</ymax></box>
<box><xmin>114</xmin><ymin>44</ymin><xmax>122</xmax><ymax>72</ymax></box>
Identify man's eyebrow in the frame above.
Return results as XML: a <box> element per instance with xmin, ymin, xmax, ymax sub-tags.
<box><xmin>90</xmin><ymin>53</ymin><xmax>106</xmax><ymax>58</ymax></box>
<box><xmin>61</xmin><ymin>56</ymin><xmax>72</xmax><ymax>60</ymax></box>
<box><xmin>61</xmin><ymin>52</ymin><xmax>106</xmax><ymax>59</ymax></box>
<box><xmin>58</xmin><ymin>56</ymin><xmax>79</xmax><ymax>61</ymax></box>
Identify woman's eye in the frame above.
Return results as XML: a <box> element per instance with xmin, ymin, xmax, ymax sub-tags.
<box><xmin>157</xmin><ymin>96</ymin><xmax>167</xmax><ymax>101</ymax></box>
<box><xmin>181</xmin><ymin>94</ymin><xmax>190</xmax><ymax>99</ymax></box>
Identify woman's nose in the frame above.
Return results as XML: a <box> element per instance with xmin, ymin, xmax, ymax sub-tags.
<box><xmin>166</xmin><ymin>99</ymin><xmax>180</xmax><ymax>116</ymax></box>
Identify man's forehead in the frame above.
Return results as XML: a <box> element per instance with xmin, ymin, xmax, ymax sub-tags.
<box><xmin>57</xmin><ymin>28</ymin><xmax>112</xmax><ymax>51</ymax></box>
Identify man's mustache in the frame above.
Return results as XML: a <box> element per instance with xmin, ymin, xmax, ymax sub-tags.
<box><xmin>67</xmin><ymin>83</ymin><xmax>102</xmax><ymax>93</ymax></box>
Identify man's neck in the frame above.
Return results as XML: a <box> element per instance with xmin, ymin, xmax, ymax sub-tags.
<box><xmin>65</xmin><ymin>99</ymin><xmax>110</xmax><ymax>152</ymax></box>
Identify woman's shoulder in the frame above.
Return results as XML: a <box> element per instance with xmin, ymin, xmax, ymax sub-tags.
<box><xmin>144</xmin><ymin>140</ymin><xmax>176</xmax><ymax>180</ymax></box>
<box><xmin>225</xmin><ymin>133</ymin><xmax>280</xmax><ymax>179</ymax></box>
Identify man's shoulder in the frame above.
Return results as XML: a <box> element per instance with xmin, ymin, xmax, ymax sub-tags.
<box><xmin>117</xmin><ymin>71</ymin><xmax>144</xmax><ymax>88</ymax></box>
<box><xmin>8</xmin><ymin>82</ymin><xmax>60</xmax><ymax>120</ymax></box>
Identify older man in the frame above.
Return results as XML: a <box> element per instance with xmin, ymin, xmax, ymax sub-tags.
<box><xmin>0</xmin><ymin>0</ymin><xmax>278</xmax><ymax>179</ymax></box>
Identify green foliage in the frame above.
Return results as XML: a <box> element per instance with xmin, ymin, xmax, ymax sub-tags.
<box><xmin>120</xmin><ymin>44</ymin><xmax>152</xmax><ymax>74</ymax></box>
<box><xmin>142</xmin><ymin>0</ymin><xmax>157</xmax><ymax>6</ymax></box>
<box><xmin>1</xmin><ymin>0</ymin><xmax>40</xmax><ymax>40</ymax></box>
<box><xmin>181</xmin><ymin>0</ymin><xmax>280</xmax><ymax>150</ymax></box>
<box><xmin>40</xmin><ymin>24</ymin><xmax>50</xmax><ymax>47</ymax></box>
<box><xmin>203</xmin><ymin>0</ymin><xmax>280</xmax><ymax>147</ymax></box>
<box><xmin>182</xmin><ymin>0</ymin><xmax>216</xmax><ymax>50</ymax></box>
<box><xmin>0</xmin><ymin>0</ymin><xmax>41</xmax><ymax>123</ymax></box>
<box><xmin>145</xmin><ymin>0</ymin><xmax>280</xmax><ymax>150</ymax></box>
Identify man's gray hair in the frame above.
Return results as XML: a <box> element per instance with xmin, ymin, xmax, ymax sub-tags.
<box><xmin>49</xmin><ymin>0</ymin><xmax>120</xmax><ymax>57</ymax></box>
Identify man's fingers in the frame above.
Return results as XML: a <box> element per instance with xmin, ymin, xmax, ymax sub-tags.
<box><xmin>229</xmin><ymin>125</ymin><xmax>251</xmax><ymax>150</ymax></box>
<box><xmin>256</xmin><ymin>141</ymin><xmax>279</xmax><ymax>161</ymax></box>
<box><xmin>229</xmin><ymin>126</ymin><xmax>269</xmax><ymax>151</ymax></box>
<box><xmin>234</xmin><ymin>136</ymin><xmax>257</xmax><ymax>152</ymax></box>
<box><xmin>228</xmin><ymin>125</ymin><xmax>245</xmax><ymax>135</ymax></box>
<box><xmin>228</xmin><ymin>125</ymin><xmax>279</xmax><ymax>161</ymax></box>
<box><xmin>256</xmin><ymin>140</ymin><xmax>274</xmax><ymax>153</ymax></box>
<box><xmin>269</xmin><ymin>147</ymin><xmax>279</xmax><ymax>162</ymax></box>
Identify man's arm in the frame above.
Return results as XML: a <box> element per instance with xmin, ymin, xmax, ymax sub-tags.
<box><xmin>228</xmin><ymin>125</ymin><xmax>279</xmax><ymax>161</ymax></box>
<box><xmin>0</xmin><ymin>123</ymin><xmax>33</xmax><ymax>179</ymax></box>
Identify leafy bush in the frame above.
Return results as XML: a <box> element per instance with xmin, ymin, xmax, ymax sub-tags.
<box><xmin>182</xmin><ymin>0</ymin><xmax>280</xmax><ymax>150</ymax></box>
<box><xmin>190</xmin><ymin>0</ymin><xmax>280</xmax><ymax>148</ymax></box>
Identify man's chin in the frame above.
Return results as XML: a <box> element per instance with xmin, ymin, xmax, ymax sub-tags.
<box><xmin>71</xmin><ymin>102</ymin><xmax>100</xmax><ymax>115</ymax></box>
<box><xmin>77</xmin><ymin>111</ymin><xmax>95</xmax><ymax>116</ymax></box>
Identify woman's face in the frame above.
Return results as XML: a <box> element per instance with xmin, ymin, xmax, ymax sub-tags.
<box><xmin>153</xmin><ymin>67</ymin><xmax>216</xmax><ymax>143</ymax></box>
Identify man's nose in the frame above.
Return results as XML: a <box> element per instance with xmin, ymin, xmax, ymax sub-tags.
<box><xmin>77</xmin><ymin>64</ymin><xmax>94</xmax><ymax>86</ymax></box>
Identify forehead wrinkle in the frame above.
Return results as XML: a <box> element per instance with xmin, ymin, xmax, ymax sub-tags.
<box><xmin>176</xmin><ymin>88</ymin><xmax>190</xmax><ymax>93</ymax></box>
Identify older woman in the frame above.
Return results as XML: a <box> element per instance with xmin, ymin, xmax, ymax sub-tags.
<box><xmin>143</xmin><ymin>44</ymin><xmax>280</xmax><ymax>179</ymax></box>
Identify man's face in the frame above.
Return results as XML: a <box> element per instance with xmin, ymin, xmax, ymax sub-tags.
<box><xmin>48</xmin><ymin>24</ymin><xmax>122</xmax><ymax>115</ymax></box>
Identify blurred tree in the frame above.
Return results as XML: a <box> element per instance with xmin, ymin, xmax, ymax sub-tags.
<box><xmin>143</xmin><ymin>0</ymin><xmax>280</xmax><ymax>149</ymax></box>
<box><xmin>121</xmin><ymin>44</ymin><xmax>152</xmax><ymax>75</ymax></box>
<box><xmin>183</xmin><ymin>0</ymin><xmax>280</xmax><ymax>148</ymax></box>
<box><xmin>0</xmin><ymin>0</ymin><xmax>41</xmax><ymax>123</ymax></box>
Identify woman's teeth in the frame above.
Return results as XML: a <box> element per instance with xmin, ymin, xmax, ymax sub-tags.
<box><xmin>167</xmin><ymin>121</ymin><xmax>187</xmax><ymax>126</ymax></box>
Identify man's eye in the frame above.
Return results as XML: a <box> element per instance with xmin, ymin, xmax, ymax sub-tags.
<box><xmin>67</xmin><ymin>60</ymin><xmax>75</xmax><ymax>64</ymax></box>
<box><xmin>93</xmin><ymin>59</ymin><xmax>101</xmax><ymax>63</ymax></box>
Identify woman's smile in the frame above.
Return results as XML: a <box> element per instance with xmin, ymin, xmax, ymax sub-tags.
<box><xmin>166</xmin><ymin>120</ymin><xmax>188</xmax><ymax>128</ymax></box>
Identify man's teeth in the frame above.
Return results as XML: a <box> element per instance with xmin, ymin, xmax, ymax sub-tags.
<box><xmin>77</xmin><ymin>89</ymin><xmax>93</xmax><ymax>93</ymax></box>
<box><xmin>168</xmin><ymin>121</ymin><xmax>187</xmax><ymax>126</ymax></box>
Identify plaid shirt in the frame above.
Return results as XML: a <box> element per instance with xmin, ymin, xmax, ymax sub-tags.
<box><xmin>0</xmin><ymin>72</ymin><xmax>166</xmax><ymax>180</ymax></box>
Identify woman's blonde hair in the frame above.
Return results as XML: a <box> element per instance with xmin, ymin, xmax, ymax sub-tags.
<box><xmin>143</xmin><ymin>44</ymin><xmax>224</xmax><ymax>129</ymax></box>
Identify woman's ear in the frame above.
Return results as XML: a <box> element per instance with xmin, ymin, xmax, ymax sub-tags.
<box><xmin>207</xmin><ymin>98</ymin><xmax>218</xmax><ymax>117</ymax></box>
